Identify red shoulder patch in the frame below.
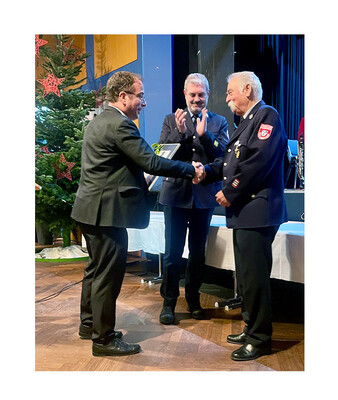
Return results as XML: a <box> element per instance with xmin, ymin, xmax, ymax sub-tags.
<box><xmin>258</xmin><ymin>124</ymin><xmax>273</xmax><ymax>140</ymax></box>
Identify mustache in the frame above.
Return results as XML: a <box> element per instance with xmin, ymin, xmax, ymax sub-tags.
<box><xmin>228</xmin><ymin>101</ymin><xmax>236</xmax><ymax>111</ymax></box>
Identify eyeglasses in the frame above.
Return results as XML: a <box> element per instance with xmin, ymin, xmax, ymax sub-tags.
<box><xmin>124</xmin><ymin>91</ymin><xmax>146</xmax><ymax>102</ymax></box>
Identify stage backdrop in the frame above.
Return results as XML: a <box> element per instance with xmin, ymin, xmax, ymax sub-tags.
<box><xmin>36</xmin><ymin>34</ymin><xmax>304</xmax><ymax>143</ymax></box>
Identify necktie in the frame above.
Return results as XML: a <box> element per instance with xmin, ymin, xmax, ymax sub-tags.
<box><xmin>192</xmin><ymin>114</ymin><xmax>199</xmax><ymax>126</ymax></box>
<box><xmin>234</xmin><ymin>117</ymin><xmax>244</xmax><ymax>130</ymax></box>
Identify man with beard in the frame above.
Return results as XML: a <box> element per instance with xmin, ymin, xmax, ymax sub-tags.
<box><xmin>158</xmin><ymin>73</ymin><xmax>229</xmax><ymax>325</ymax></box>
<box><xmin>203</xmin><ymin>71</ymin><xmax>288</xmax><ymax>361</ymax></box>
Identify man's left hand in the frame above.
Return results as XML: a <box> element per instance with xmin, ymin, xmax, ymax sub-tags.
<box><xmin>215</xmin><ymin>190</ymin><xmax>231</xmax><ymax>207</ymax></box>
<box><xmin>196</xmin><ymin>108</ymin><xmax>208</xmax><ymax>136</ymax></box>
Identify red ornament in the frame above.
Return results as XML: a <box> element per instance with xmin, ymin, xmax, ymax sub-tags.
<box><xmin>41</xmin><ymin>145</ymin><xmax>51</xmax><ymax>154</ymax></box>
<box><xmin>37</xmin><ymin>72</ymin><xmax>65</xmax><ymax>97</ymax></box>
<box><xmin>35</xmin><ymin>35</ymin><xmax>48</xmax><ymax>57</ymax></box>
<box><xmin>53</xmin><ymin>154</ymin><xmax>75</xmax><ymax>181</ymax></box>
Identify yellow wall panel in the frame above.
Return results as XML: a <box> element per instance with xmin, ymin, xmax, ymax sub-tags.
<box><xmin>68</xmin><ymin>35</ymin><xmax>87</xmax><ymax>89</ymax></box>
<box><xmin>94</xmin><ymin>35</ymin><xmax>137</xmax><ymax>79</ymax></box>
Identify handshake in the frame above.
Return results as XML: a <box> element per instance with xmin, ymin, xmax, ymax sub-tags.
<box><xmin>191</xmin><ymin>161</ymin><xmax>231</xmax><ymax>207</ymax></box>
<box><xmin>192</xmin><ymin>161</ymin><xmax>206</xmax><ymax>185</ymax></box>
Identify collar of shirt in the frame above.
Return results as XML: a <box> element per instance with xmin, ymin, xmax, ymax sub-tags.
<box><xmin>243</xmin><ymin>101</ymin><xmax>260</xmax><ymax>120</ymax></box>
<box><xmin>109</xmin><ymin>103</ymin><xmax>127</xmax><ymax>117</ymax></box>
<box><xmin>188</xmin><ymin>110</ymin><xmax>208</xmax><ymax>119</ymax></box>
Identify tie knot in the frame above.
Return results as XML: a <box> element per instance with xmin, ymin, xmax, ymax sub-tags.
<box><xmin>192</xmin><ymin>114</ymin><xmax>200</xmax><ymax>125</ymax></box>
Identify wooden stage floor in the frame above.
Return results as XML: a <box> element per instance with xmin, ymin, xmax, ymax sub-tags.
<box><xmin>35</xmin><ymin>256</ymin><xmax>304</xmax><ymax>372</ymax></box>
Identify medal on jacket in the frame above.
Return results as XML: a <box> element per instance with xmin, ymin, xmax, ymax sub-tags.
<box><xmin>234</xmin><ymin>140</ymin><xmax>241</xmax><ymax>159</ymax></box>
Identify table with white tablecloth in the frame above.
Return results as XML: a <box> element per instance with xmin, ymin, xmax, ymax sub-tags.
<box><xmin>127</xmin><ymin>211</ymin><xmax>304</xmax><ymax>284</ymax></box>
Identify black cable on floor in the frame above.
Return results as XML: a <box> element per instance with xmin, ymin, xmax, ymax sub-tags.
<box><xmin>35</xmin><ymin>280</ymin><xmax>83</xmax><ymax>304</ymax></box>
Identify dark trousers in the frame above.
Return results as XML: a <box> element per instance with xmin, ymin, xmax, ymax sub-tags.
<box><xmin>160</xmin><ymin>205</ymin><xmax>213</xmax><ymax>307</ymax></box>
<box><xmin>233</xmin><ymin>225</ymin><xmax>279</xmax><ymax>347</ymax></box>
<box><xmin>79</xmin><ymin>223</ymin><xmax>128</xmax><ymax>344</ymax></box>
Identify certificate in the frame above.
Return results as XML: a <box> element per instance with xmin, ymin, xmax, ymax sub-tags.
<box><xmin>144</xmin><ymin>143</ymin><xmax>181</xmax><ymax>191</ymax></box>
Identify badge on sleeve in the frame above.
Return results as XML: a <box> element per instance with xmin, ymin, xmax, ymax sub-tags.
<box><xmin>258</xmin><ymin>124</ymin><xmax>273</xmax><ymax>140</ymax></box>
<box><xmin>232</xmin><ymin>179</ymin><xmax>240</xmax><ymax>188</ymax></box>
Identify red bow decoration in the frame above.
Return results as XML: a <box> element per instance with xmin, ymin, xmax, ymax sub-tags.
<box><xmin>37</xmin><ymin>72</ymin><xmax>65</xmax><ymax>97</ymax></box>
<box><xmin>53</xmin><ymin>154</ymin><xmax>75</xmax><ymax>181</ymax></box>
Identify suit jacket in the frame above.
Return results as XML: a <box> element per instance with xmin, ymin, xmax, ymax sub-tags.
<box><xmin>158</xmin><ymin>109</ymin><xmax>228</xmax><ymax>208</ymax></box>
<box><xmin>71</xmin><ymin>105</ymin><xmax>195</xmax><ymax>229</ymax></box>
<box><xmin>205</xmin><ymin>101</ymin><xmax>288</xmax><ymax>228</ymax></box>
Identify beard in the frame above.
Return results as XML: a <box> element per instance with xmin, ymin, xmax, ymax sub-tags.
<box><xmin>190</xmin><ymin>101</ymin><xmax>205</xmax><ymax>113</ymax></box>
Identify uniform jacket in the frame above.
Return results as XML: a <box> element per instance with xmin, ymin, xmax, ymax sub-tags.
<box><xmin>158</xmin><ymin>109</ymin><xmax>229</xmax><ymax>208</ymax></box>
<box><xmin>205</xmin><ymin>101</ymin><xmax>288</xmax><ymax>228</ymax></box>
<box><xmin>71</xmin><ymin>105</ymin><xmax>195</xmax><ymax>229</ymax></box>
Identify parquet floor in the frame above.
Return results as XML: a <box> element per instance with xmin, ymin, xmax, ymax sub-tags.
<box><xmin>35</xmin><ymin>257</ymin><xmax>304</xmax><ymax>372</ymax></box>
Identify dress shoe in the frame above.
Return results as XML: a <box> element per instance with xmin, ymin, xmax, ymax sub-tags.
<box><xmin>92</xmin><ymin>337</ymin><xmax>141</xmax><ymax>357</ymax></box>
<box><xmin>159</xmin><ymin>305</ymin><xmax>175</xmax><ymax>324</ymax></box>
<box><xmin>227</xmin><ymin>331</ymin><xmax>248</xmax><ymax>344</ymax></box>
<box><xmin>79</xmin><ymin>323</ymin><xmax>122</xmax><ymax>340</ymax></box>
<box><xmin>231</xmin><ymin>343</ymin><xmax>271</xmax><ymax>361</ymax></box>
<box><xmin>187</xmin><ymin>305</ymin><xmax>205</xmax><ymax>320</ymax></box>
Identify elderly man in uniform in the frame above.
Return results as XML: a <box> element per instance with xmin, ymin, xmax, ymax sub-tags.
<box><xmin>158</xmin><ymin>73</ymin><xmax>228</xmax><ymax>324</ymax></box>
<box><xmin>202</xmin><ymin>71</ymin><xmax>287</xmax><ymax>361</ymax></box>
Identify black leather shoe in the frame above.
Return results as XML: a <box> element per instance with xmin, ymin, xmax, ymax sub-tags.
<box><xmin>92</xmin><ymin>337</ymin><xmax>141</xmax><ymax>357</ymax></box>
<box><xmin>187</xmin><ymin>305</ymin><xmax>205</xmax><ymax>320</ymax></box>
<box><xmin>159</xmin><ymin>305</ymin><xmax>175</xmax><ymax>324</ymax></box>
<box><xmin>231</xmin><ymin>343</ymin><xmax>271</xmax><ymax>361</ymax></box>
<box><xmin>79</xmin><ymin>323</ymin><xmax>123</xmax><ymax>340</ymax></box>
<box><xmin>227</xmin><ymin>331</ymin><xmax>248</xmax><ymax>344</ymax></box>
<box><xmin>79</xmin><ymin>323</ymin><xmax>92</xmax><ymax>339</ymax></box>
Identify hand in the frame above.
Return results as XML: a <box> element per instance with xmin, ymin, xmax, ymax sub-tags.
<box><xmin>196</xmin><ymin>108</ymin><xmax>208</xmax><ymax>136</ymax></box>
<box><xmin>215</xmin><ymin>190</ymin><xmax>231</xmax><ymax>207</ymax></box>
<box><xmin>192</xmin><ymin>161</ymin><xmax>205</xmax><ymax>184</ymax></box>
<box><xmin>175</xmin><ymin>108</ymin><xmax>187</xmax><ymax>133</ymax></box>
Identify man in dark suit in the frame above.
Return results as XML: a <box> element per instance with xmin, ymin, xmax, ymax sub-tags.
<box><xmin>71</xmin><ymin>71</ymin><xmax>204</xmax><ymax>357</ymax></box>
<box><xmin>158</xmin><ymin>73</ymin><xmax>228</xmax><ymax>324</ymax></box>
<box><xmin>203</xmin><ymin>71</ymin><xmax>288</xmax><ymax>361</ymax></box>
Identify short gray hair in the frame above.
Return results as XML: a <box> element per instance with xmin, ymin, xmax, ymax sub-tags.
<box><xmin>227</xmin><ymin>71</ymin><xmax>263</xmax><ymax>100</ymax></box>
<box><xmin>106</xmin><ymin>71</ymin><xmax>142</xmax><ymax>102</ymax></box>
<box><xmin>184</xmin><ymin>73</ymin><xmax>209</xmax><ymax>92</ymax></box>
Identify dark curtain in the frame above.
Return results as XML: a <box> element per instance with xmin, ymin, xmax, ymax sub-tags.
<box><xmin>234</xmin><ymin>34</ymin><xmax>304</xmax><ymax>140</ymax></box>
<box><xmin>173</xmin><ymin>35</ymin><xmax>304</xmax><ymax>140</ymax></box>
<box><xmin>259</xmin><ymin>35</ymin><xmax>304</xmax><ymax>140</ymax></box>
<box><xmin>172</xmin><ymin>35</ymin><xmax>198</xmax><ymax>111</ymax></box>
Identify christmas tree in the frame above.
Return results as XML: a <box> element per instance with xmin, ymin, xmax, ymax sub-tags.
<box><xmin>35</xmin><ymin>35</ymin><xmax>99</xmax><ymax>247</ymax></box>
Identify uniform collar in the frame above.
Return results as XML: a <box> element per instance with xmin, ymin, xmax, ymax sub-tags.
<box><xmin>230</xmin><ymin>100</ymin><xmax>265</xmax><ymax>143</ymax></box>
<box><xmin>186</xmin><ymin>108</ymin><xmax>209</xmax><ymax>119</ymax></box>
<box><xmin>243</xmin><ymin>100</ymin><xmax>260</xmax><ymax>120</ymax></box>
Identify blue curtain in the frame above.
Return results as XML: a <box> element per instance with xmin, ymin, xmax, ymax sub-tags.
<box><xmin>259</xmin><ymin>35</ymin><xmax>304</xmax><ymax>140</ymax></box>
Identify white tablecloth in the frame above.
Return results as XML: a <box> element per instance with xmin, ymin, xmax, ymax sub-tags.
<box><xmin>127</xmin><ymin>212</ymin><xmax>304</xmax><ymax>284</ymax></box>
